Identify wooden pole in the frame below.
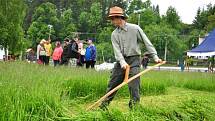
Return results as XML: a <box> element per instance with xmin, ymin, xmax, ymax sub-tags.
<box><xmin>87</xmin><ymin>61</ymin><xmax>166</xmax><ymax>111</ymax></box>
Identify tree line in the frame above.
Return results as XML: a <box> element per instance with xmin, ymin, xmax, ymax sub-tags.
<box><xmin>0</xmin><ymin>0</ymin><xmax>215</xmax><ymax>62</ymax></box>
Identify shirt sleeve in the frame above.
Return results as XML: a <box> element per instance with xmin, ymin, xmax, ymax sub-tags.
<box><xmin>50</xmin><ymin>45</ymin><xmax>52</xmax><ymax>56</ymax></box>
<box><xmin>71</xmin><ymin>43</ymin><xmax>79</xmax><ymax>53</ymax></box>
<box><xmin>91</xmin><ymin>45</ymin><xmax>96</xmax><ymax>61</ymax></box>
<box><xmin>137</xmin><ymin>26</ymin><xmax>159</xmax><ymax>61</ymax></box>
<box><xmin>111</xmin><ymin>34</ymin><xmax>127</xmax><ymax>67</ymax></box>
<box><xmin>59</xmin><ymin>47</ymin><xmax>63</xmax><ymax>59</ymax></box>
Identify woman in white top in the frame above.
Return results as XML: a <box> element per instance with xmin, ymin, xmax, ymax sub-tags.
<box><xmin>77</xmin><ymin>39</ymin><xmax>85</xmax><ymax>66</ymax></box>
<box><xmin>36</xmin><ymin>39</ymin><xmax>46</xmax><ymax>65</ymax></box>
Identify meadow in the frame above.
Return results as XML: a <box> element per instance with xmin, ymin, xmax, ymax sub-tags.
<box><xmin>0</xmin><ymin>61</ymin><xmax>215</xmax><ymax>121</ymax></box>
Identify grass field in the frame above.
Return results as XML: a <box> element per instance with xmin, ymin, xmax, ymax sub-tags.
<box><xmin>0</xmin><ymin>61</ymin><xmax>215</xmax><ymax>121</ymax></box>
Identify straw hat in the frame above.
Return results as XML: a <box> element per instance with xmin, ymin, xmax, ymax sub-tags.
<box><xmin>108</xmin><ymin>6</ymin><xmax>128</xmax><ymax>19</ymax></box>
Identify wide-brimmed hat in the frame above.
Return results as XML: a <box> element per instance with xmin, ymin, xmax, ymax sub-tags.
<box><xmin>108</xmin><ymin>6</ymin><xmax>128</xmax><ymax>19</ymax></box>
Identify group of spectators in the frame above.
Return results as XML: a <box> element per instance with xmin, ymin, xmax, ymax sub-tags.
<box><xmin>26</xmin><ymin>38</ymin><xmax>97</xmax><ymax>69</ymax></box>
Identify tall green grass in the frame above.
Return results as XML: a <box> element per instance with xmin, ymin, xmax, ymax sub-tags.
<box><xmin>0</xmin><ymin>61</ymin><xmax>215</xmax><ymax>120</ymax></box>
<box><xmin>142</xmin><ymin>70</ymin><xmax>215</xmax><ymax>92</ymax></box>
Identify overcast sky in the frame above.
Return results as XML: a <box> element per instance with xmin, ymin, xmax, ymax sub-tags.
<box><xmin>149</xmin><ymin>0</ymin><xmax>215</xmax><ymax>24</ymax></box>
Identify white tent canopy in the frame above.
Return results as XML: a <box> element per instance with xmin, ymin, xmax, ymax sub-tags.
<box><xmin>187</xmin><ymin>51</ymin><xmax>215</xmax><ymax>57</ymax></box>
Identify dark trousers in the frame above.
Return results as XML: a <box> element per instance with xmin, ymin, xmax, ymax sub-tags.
<box><xmin>77</xmin><ymin>55</ymin><xmax>85</xmax><ymax>67</ymax></box>
<box><xmin>44</xmin><ymin>56</ymin><xmax>50</xmax><ymax>65</ymax></box>
<box><xmin>142</xmin><ymin>63</ymin><xmax>148</xmax><ymax>69</ymax></box>
<box><xmin>86</xmin><ymin>60</ymin><xmax>96</xmax><ymax>69</ymax></box>
<box><xmin>53</xmin><ymin>60</ymin><xmax>60</xmax><ymax>67</ymax></box>
<box><xmin>101</xmin><ymin>56</ymin><xmax>140</xmax><ymax>108</ymax></box>
<box><xmin>60</xmin><ymin>57</ymin><xmax>69</xmax><ymax>66</ymax></box>
<box><xmin>39</xmin><ymin>55</ymin><xmax>46</xmax><ymax>65</ymax></box>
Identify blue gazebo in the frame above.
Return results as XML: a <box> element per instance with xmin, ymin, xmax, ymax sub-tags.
<box><xmin>187</xmin><ymin>29</ymin><xmax>215</xmax><ymax>57</ymax></box>
<box><xmin>187</xmin><ymin>28</ymin><xmax>215</xmax><ymax>72</ymax></box>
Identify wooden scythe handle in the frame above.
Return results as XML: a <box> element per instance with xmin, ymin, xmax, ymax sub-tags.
<box><xmin>87</xmin><ymin>61</ymin><xmax>166</xmax><ymax>111</ymax></box>
<box><xmin>123</xmin><ymin>65</ymin><xmax>130</xmax><ymax>83</ymax></box>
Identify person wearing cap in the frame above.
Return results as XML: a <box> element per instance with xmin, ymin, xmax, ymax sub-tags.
<box><xmin>85</xmin><ymin>39</ymin><xmax>96</xmax><ymax>69</ymax></box>
<box><xmin>100</xmin><ymin>6</ymin><xmax>162</xmax><ymax>109</ymax></box>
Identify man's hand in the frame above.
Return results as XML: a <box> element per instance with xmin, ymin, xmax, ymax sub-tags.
<box><xmin>155</xmin><ymin>58</ymin><xmax>162</xmax><ymax>63</ymax></box>
<box><xmin>121</xmin><ymin>63</ymin><xmax>129</xmax><ymax>70</ymax></box>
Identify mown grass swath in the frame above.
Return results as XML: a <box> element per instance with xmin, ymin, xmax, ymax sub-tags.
<box><xmin>0</xmin><ymin>61</ymin><xmax>215</xmax><ymax>120</ymax></box>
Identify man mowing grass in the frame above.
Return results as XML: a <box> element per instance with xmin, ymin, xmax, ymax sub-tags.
<box><xmin>100</xmin><ymin>6</ymin><xmax>162</xmax><ymax>110</ymax></box>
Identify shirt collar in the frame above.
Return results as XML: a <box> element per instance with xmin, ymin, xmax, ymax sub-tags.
<box><xmin>117</xmin><ymin>23</ymin><xmax>128</xmax><ymax>32</ymax></box>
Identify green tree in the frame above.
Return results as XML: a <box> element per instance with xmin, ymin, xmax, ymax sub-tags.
<box><xmin>192</xmin><ymin>3</ymin><xmax>215</xmax><ymax>35</ymax></box>
<box><xmin>78</xmin><ymin>2</ymin><xmax>102</xmax><ymax>33</ymax></box>
<box><xmin>163</xmin><ymin>6</ymin><xmax>181</xmax><ymax>30</ymax></box>
<box><xmin>0</xmin><ymin>0</ymin><xmax>26</xmax><ymax>57</ymax></box>
<box><xmin>88</xmin><ymin>3</ymin><xmax>102</xmax><ymax>32</ymax></box>
<box><xmin>79</xmin><ymin>11</ymin><xmax>90</xmax><ymax>32</ymax></box>
<box><xmin>186</xmin><ymin>29</ymin><xmax>205</xmax><ymax>50</ymax></box>
<box><xmin>95</xmin><ymin>24</ymin><xmax>114</xmax><ymax>61</ymax></box>
<box><xmin>144</xmin><ymin>23</ymin><xmax>184</xmax><ymax>60</ymax></box>
<box><xmin>192</xmin><ymin>4</ymin><xmax>215</xmax><ymax>32</ymax></box>
<box><xmin>127</xmin><ymin>0</ymin><xmax>160</xmax><ymax>29</ymax></box>
<box><xmin>207</xmin><ymin>14</ymin><xmax>215</xmax><ymax>32</ymax></box>
<box><xmin>193</xmin><ymin>8</ymin><xmax>208</xmax><ymax>31</ymax></box>
<box><xmin>96</xmin><ymin>26</ymin><xmax>113</xmax><ymax>43</ymax></box>
<box><xmin>59</xmin><ymin>9</ymin><xmax>76</xmax><ymax>39</ymax></box>
<box><xmin>96</xmin><ymin>42</ymin><xmax>114</xmax><ymax>62</ymax></box>
<box><xmin>110</xmin><ymin>0</ymin><xmax>127</xmax><ymax>9</ymax></box>
<box><xmin>128</xmin><ymin>8</ymin><xmax>160</xmax><ymax>29</ymax></box>
<box><xmin>140</xmin><ymin>9</ymin><xmax>160</xmax><ymax>28</ymax></box>
<box><xmin>27</xmin><ymin>2</ymin><xmax>58</xmax><ymax>46</ymax></box>
<box><xmin>127</xmin><ymin>0</ymin><xmax>150</xmax><ymax>15</ymax></box>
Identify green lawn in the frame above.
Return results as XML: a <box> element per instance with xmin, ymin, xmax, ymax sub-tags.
<box><xmin>0</xmin><ymin>61</ymin><xmax>215</xmax><ymax>121</ymax></box>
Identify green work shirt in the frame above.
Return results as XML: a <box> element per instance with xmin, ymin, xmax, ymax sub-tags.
<box><xmin>111</xmin><ymin>22</ymin><xmax>159</xmax><ymax>67</ymax></box>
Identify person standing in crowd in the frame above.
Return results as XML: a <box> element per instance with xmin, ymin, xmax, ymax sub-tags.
<box><xmin>44</xmin><ymin>39</ymin><xmax>52</xmax><ymax>65</ymax></box>
<box><xmin>26</xmin><ymin>48</ymin><xmax>36</xmax><ymax>63</ymax></box>
<box><xmin>85</xmin><ymin>39</ymin><xmax>96</xmax><ymax>69</ymax></box>
<box><xmin>60</xmin><ymin>38</ymin><xmax>70</xmax><ymax>66</ymax></box>
<box><xmin>141</xmin><ymin>53</ymin><xmax>150</xmax><ymax>69</ymax></box>
<box><xmin>36</xmin><ymin>39</ymin><xmax>46</xmax><ymax>65</ymax></box>
<box><xmin>52</xmin><ymin>41</ymin><xmax>63</xmax><ymax>67</ymax></box>
<box><xmin>100</xmin><ymin>6</ymin><xmax>162</xmax><ymax>110</ymax></box>
<box><xmin>77</xmin><ymin>39</ymin><xmax>85</xmax><ymax>67</ymax></box>
<box><xmin>67</xmin><ymin>38</ymin><xmax>79</xmax><ymax>67</ymax></box>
